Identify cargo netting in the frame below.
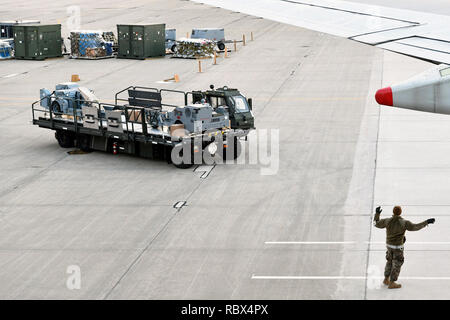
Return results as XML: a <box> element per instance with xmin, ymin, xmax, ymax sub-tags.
<box><xmin>70</xmin><ymin>31</ymin><xmax>117</xmax><ymax>58</ymax></box>
<box><xmin>172</xmin><ymin>38</ymin><xmax>215</xmax><ymax>59</ymax></box>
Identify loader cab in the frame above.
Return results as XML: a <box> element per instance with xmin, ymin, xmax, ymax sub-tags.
<box><xmin>192</xmin><ymin>85</ymin><xmax>255</xmax><ymax>130</ymax></box>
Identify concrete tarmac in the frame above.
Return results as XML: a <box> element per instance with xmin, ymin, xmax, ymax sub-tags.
<box><xmin>0</xmin><ymin>0</ymin><xmax>448</xmax><ymax>299</ymax></box>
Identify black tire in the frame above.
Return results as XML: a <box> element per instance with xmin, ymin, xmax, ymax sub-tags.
<box><xmin>55</xmin><ymin>130</ymin><xmax>75</xmax><ymax>148</ymax></box>
<box><xmin>222</xmin><ymin>137</ymin><xmax>241</xmax><ymax>160</ymax></box>
<box><xmin>171</xmin><ymin>44</ymin><xmax>177</xmax><ymax>53</ymax></box>
<box><xmin>171</xmin><ymin>144</ymin><xmax>194</xmax><ymax>169</ymax></box>
<box><xmin>77</xmin><ymin>134</ymin><xmax>91</xmax><ymax>152</ymax></box>
<box><xmin>173</xmin><ymin>162</ymin><xmax>194</xmax><ymax>169</ymax></box>
<box><xmin>218</xmin><ymin>42</ymin><xmax>225</xmax><ymax>51</ymax></box>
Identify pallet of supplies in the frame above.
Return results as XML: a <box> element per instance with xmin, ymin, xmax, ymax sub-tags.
<box><xmin>127</xmin><ymin>109</ymin><xmax>143</xmax><ymax>122</ymax></box>
<box><xmin>172</xmin><ymin>38</ymin><xmax>215</xmax><ymax>59</ymax></box>
<box><xmin>170</xmin><ymin>124</ymin><xmax>186</xmax><ymax>137</ymax></box>
<box><xmin>0</xmin><ymin>41</ymin><xmax>13</xmax><ymax>59</ymax></box>
<box><xmin>70</xmin><ymin>30</ymin><xmax>115</xmax><ymax>59</ymax></box>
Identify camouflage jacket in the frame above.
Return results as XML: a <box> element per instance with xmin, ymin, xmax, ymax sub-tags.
<box><xmin>374</xmin><ymin>214</ymin><xmax>428</xmax><ymax>246</ymax></box>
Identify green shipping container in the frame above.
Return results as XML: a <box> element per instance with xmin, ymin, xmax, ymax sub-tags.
<box><xmin>117</xmin><ymin>24</ymin><xmax>165</xmax><ymax>59</ymax></box>
<box><xmin>13</xmin><ymin>24</ymin><xmax>62</xmax><ymax>60</ymax></box>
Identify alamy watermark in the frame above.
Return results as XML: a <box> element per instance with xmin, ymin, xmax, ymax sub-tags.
<box><xmin>170</xmin><ymin>128</ymin><xmax>279</xmax><ymax>175</ymax></box>
<box><xmin>66</xmin><ymin>6</ymin><xmax>81</xmax><ymax>31</ymax></box>
<box><xmin>66</xmin><ymin>265</ymin><xmax>81</xmax><ymax>290</ymax></box>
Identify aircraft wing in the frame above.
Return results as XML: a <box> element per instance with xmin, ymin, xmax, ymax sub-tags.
<box><xmin>192</xmin><ymin>0</ymin><xmax>450</xmax><ymax>64</ymax></box>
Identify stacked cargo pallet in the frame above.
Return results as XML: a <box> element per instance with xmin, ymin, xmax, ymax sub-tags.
<box><xmin>102</xmin><ymin>31</ymin><xmax>117</xmax><ymax>53</ymax></box>
<box><xmin>102</xmin><ymin>31</ymin><xmax>116</xmax><ymax>43</ymax></box>
<box><xmin>172</xmin><ymin>38</ymin><xmax>215</xmax><ymax>59</ymax></box>
<box><xmin>70</xmin><ymin>31</ymin><xmax>115</xmax><ymax>59</ymax></box>
<box><xmin>0</xmin><ymin>41</ymin><xmax>13</xmax><ymax>59</ymax></box>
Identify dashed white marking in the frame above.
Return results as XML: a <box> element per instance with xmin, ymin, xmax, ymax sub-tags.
<box><xmin>195</xmin><ymin>164</ymin><xmax>215</xmax><ymax>179</ymax></box>
<box><xmin>156</xmin><ymin>80</ymin><xmax>175</xmax><ymax>84</ymax></box>
<box><xmin>173</xmin><ymin>201</ymin><xmax>186</xmax><ymax>210</ymax></box>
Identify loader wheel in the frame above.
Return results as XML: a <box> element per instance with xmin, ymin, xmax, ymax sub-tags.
<box><xmin>55</xmin><ymin>130</ymin><xmax>75</xmax><ymax>148</ymax></box>
<box><xmin>173</xmin><ymin>152</ymin><xmax>194</xmax><ymax>169</ymax></box>
<box><xmin>171</xmin><ymin>143</ymin><xmax>194</xmax><ymax>169</ymax></box>
<box><xmin>77</xmin><ymin>134</ymin><xmax>91</xmax><ymax>152</ymax></box>
<box><xmin>222</xmin><ymin>137</ymin><xmax>241</xmax><ymax>160</ymax></box>
<box><xmin>218</xmin><ymin>42</ymin><xmax>225</xmax><ymax>51</ymax></box>
<box><xmin>173</xmin><ymin>155</ymin><xmax>194</xmax><ymax>169</ymax></box>
<box><xmin>173</xmin><ymin>162</ymin><xmax>194</xmax><ymax>169</ymax></box>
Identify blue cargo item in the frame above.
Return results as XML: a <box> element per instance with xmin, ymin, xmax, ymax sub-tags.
<box><xmin>0</xmin><ymin>41</ymin><xmax>12</xmax><ymax>59</ymax></box>
<box><xmin>104</xmin><ymin>42</ymin><xmax>113</xmax><ymax>55</ymax></box>
<box><xmin>70</xmin><ymin>30</ymin><xmax>116</xmax><ymax>59</ymax></box>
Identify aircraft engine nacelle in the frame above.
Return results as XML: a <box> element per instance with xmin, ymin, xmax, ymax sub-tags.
<box><xmin>375</xmin><ymin>64</ymin><xmax>450</xmax><ymax>115</ymax></box>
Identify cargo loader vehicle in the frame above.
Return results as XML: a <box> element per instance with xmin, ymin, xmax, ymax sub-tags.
<box><xmin>191</xmin><ymin>85</ymin><xmax>255</xmax><ymax>131</ymax></box>
<box><xmin>32</xmin><ymin>84</ymin><xmax>255</xmax><ymax>168</ymax></box>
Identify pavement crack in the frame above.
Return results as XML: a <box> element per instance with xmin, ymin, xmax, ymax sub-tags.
<box><xmin>102</xmin><ymin>177</ymin><xmax>208</xmax><ymax>299</ymax></box>
<box><xmin>102</xmin><ymin>208</ymin><xmax>181</xmax><ymax>300</ymax></box>
<box><xmin>254</xmin><ymin>49</ymin><xmax>311</xmax><ymax>117</ymax></box>
<box><xmin>0</xmin><ymin>153</ymin><xmax>69</xmax><ymax>202</ymax></box>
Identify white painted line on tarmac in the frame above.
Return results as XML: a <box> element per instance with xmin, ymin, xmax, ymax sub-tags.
<box><xmin>265</xmin><ymin>241</ymin><xmax>356</xmax><ymax>245</ymax></box>
<box><xmin>3</xmin><ymin>73</ymin><xmax>19</xmax><ymax>78</ymax></box>
<box><xmin>251</xmin><ymin>275</ymin><xmax>450</xmax><ymax>280</ymax></box>
<box><xmin>265</xmin><ymin>241</ymin><xmax>450</xmax><ymax>245</ymax></box>
<box><xmin>369</xmin><ymin>241</ymin><xmax>450</xmax><ymax>245</ymax></box>
<box><xmin>252</xmin><ymin>275</ymin><xmax>365</xmax><ymax>280</ymax></box>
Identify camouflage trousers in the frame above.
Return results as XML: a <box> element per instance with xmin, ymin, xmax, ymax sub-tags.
<box><xmin>384</xmin><ymin>247</ymin><xmax>404</xmax><ymax>282</ymax></box>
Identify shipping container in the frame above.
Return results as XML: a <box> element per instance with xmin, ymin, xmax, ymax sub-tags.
<box><xmin>117</xmin><ymin>24</ymin><xmax>165</xmax><ymax>59</ymax></box>
<box><xmin>0</xmin><ymin>20</ymin><xmax>40</xmax><ymax>39</ymax></box>
<box><xmin>13</xmin><ymin>24</ymin><xmax>62</xmax><ymax>60</ymax></box>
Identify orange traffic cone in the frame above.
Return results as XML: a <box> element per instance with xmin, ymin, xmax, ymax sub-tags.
<box><xmin>164</xmin><ymin>74</ymin><xmax>180</xmax><ymax>82</ymax></box>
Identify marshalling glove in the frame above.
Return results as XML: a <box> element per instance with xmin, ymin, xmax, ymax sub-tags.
<box><xmin>427</xmin><ymin>218</ymin><xmax>435</xmax><ymax>224</ymax></box>
<box><xmin>375</xmin><ymin>206</ymin><xmax>382</xmax><ymax>214</ymax></box>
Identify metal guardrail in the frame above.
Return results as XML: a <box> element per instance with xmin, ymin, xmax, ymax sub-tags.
<box><xmin>31</xmin><ymin>92</ymin><xmax>223</xmax><ymax>142</ymax></box>
<box><xmin>114</xmin><ymin>86</ymin><xmax>197</xmax><ymax>108</ymax></box>
<box><xmin>31</xmin><ymin>93</ymin><xmax>158</xmax><ymax>138</ymax></box>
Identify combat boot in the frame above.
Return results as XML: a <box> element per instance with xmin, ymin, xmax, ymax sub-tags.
<box><xmin>383</xmin><ymin>277</ymin><xmax>390</xmax><ymax>285</ymax></box>
<box><xmin>388</xmin><ymin>282</ymin><xmax>402</xmax><ymax>289</ymax></box>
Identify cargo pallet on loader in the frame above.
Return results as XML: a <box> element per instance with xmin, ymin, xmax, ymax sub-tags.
<box><xmin>31</xmin><ymin>86</ymin><xmax>242</xmax><ymax>168</ymax></box>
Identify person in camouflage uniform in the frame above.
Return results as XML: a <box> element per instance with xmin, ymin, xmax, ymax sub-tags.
<box><xmin>374</xmin><ymin>206</ymin><xmax>435</xmax><ymax>289</ymax></box>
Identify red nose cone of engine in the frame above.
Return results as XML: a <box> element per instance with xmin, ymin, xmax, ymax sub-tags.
<box><xmin>375</xmin><ymin>87</ymin><xmax>393</xmax><ymax>106</ymax></box>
